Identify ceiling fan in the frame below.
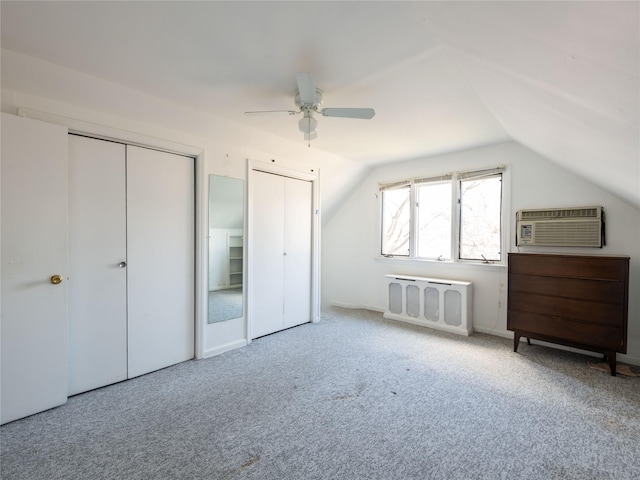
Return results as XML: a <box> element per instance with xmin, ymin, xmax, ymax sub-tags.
<box><xmin>245</xmin><ymin>72</ymin><xmax>375</xmax><ymax>144</ymax></box>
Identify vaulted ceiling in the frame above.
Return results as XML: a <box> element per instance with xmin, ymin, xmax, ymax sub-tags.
<box><xmin>2</xmin><ymin>1</ymin><xmax>638</xmax><ymax>208</ymax></box>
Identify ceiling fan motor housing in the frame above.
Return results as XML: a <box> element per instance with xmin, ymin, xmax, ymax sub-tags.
<box><xmin>295</xmin><ymin>88</ymin><xmax>324</xmax><ymax>111</ymax></box>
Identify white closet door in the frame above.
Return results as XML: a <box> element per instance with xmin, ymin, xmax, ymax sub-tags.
<box><xmin>283</xmin><ymin>177</ymin><xmax>312</xmax><ymax>328</ymax></box>
<box><xmin>126</xmin><ymin>146</ymin><xmax>195</xmax><ymax>378</ymax></box>
<box><xmin>1</xmin><ymin>114</ymin><xmax>68</xmax><ymax>424</ymax></box>
<box><xmin>251</xmin><ymin>171</ymin><xmax>286</xmax><ymax>338</ymax></box>
<box><xmin>67</xmin><ymin>135</ymin><xmax>127</xmax><ymax>396</ymax></box>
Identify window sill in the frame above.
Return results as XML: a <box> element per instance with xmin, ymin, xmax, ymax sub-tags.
<box><xmin>375</xmin><ymin>256</ymin><xmax>506</xmax><ymax>271</ymax></box>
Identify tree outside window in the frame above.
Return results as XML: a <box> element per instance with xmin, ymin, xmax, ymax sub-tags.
<box><xmin>381</xmin><ymin>186</ymin><xmax>410</xmax><ymax>256</ymax></box>
<box><xmin>416</xmin><ymin>181</ymin><xmax>452</xmax><ymax>259</ymax></box>
<box><xmin>459</xmin><ymin>176</ymin><xmax>502</xmax><ymax>261</ymax></box>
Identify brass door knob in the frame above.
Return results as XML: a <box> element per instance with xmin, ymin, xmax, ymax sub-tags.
<box><xmin>50</xmin><ymin>275</ymin><xmax>63</xmax><ymax>285</ymax></box>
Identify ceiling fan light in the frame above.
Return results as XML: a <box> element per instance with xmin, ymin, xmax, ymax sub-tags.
<box><xmin>298</xmin><ymin>113</ymin><xmax>318</xmax><ymax>134</ymax></box>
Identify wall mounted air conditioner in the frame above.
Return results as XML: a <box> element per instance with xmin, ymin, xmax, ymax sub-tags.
<box><xmin>516</xmin><ymin>206</ymin><xmax>604</xmax><ymax>247</ymax></box>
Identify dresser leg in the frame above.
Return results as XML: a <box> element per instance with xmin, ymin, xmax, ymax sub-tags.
<box><xmin>513</xmin><ymin>333</ymin><xmax>520</xmax><ymax>352</ymax></box>
<box><xmin>607</xmin><ymin>352</ymin><xmax>617</xmax><ymax>376</ymax></box>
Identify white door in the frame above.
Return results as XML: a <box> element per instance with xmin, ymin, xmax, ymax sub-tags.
<box><xmin>126</xmin><ymin>146</ymin><xmax>195</xmax><ymax>378</ymax></box>
<box><xmin>67</xmin><ymin>135</ymin><xmax>127</xmax><ymax>396</ymax></box>
<box><xmin>251</xmin><ymin>171</ymin><xmax>312</xmax><ymax>338</ymax></box>
<box><xmin>1</xmin><ymin>114</ymin><xmax>69</xmax><ymax>424</ymax></box>
<box><xmin>283</xmin><ymin>177</ymin><xmax>312</xmax><ymax>329</ymax></box>
<box><xmin>251</xmin><ymin>171</ymin><xmax>286</xmax><ymax>338</ymax></box>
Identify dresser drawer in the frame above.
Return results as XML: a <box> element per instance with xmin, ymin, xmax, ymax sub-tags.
<box><xmin>509</xmin><ymin>254</ymin><xmax>627</xmax><ymax>280</ymax></box>
<box><xmin>509</xmin><ymin>273</ymin><xmax>624</xmax><ymax>304</ymax></box>
<box><xmin>509</xmin><ymin>291</ymin><xmax>625</xmax><ymax>326</ymax></box>
<box><xmin>508</xmin><ymin>311</ymin><xmax>623</xmax><ymax>350</ymax></box>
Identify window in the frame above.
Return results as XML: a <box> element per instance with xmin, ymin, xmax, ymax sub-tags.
<box><xmin>459</xmin><ymin>174</ymin><xmax>502</xmax><ymax>261</ymax></box>
<box><xmin>381</xmin><ymin>185</ymin><xmax>410</xmax><ymax>256</ymax></box>
<box><xmin>380</xmin><ymin>167</ymin><xmax>506</xmax><ymax>263</ymax></box>
<box><xmin>416</xmin><ymin>181</ymin><xmax>452</xmax><ymax>259</ymax></box>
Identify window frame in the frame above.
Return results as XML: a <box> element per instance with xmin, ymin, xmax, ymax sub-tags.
<box><xmin>379</xmin><ymin>166</ymin><xmax>509</xmax><ymax>266</ymax></box>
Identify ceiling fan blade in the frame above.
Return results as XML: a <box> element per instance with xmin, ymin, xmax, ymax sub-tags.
<box><xmin>296</xmin><ymin>72</ymin><xmax>317</xmax><ymax>105</ymax></box>
<box><xmin>244</xmin><ymin>110</ymin><xmax>298</xmax><ymax>116</ymax></box>
<box><xmin>320</xmin><ymin>108</ymin><xmax>375</xmax><ymax>119</ymax></box>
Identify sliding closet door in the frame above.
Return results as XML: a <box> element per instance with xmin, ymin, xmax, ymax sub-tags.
<box><xmin>68</xmin><ymin>136</ymin><xmax>127</xmax><ymax>396</ymax></box>
<box><xmin>126</xmin><ymin>146</ymin><xmax>195</xmax><ymax>378</ymax></box>
<box><xmin>283</xmin><ymin>177</ymin><xmax>312</xmax><ymax>329</ymax></box>
<box><xmin>251</xmin><ymin>171</ymin><xmax>286</xmax><ymax>338</ymax></box>
<box><xmin>251</xmin><ymin>170</ymin><xmax>312</xmax><ymax>338</ymax></box>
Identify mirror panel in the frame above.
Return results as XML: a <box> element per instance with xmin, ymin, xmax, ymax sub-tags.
<box><xmin>208</xmin><ymin>175</ymin><xmax>244</xmax><ymax>323</ymax></box>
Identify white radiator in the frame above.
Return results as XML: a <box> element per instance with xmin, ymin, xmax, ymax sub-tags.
<box><xmin>384</xmin><ymin>274</ymin><xmax>473</xmax><ymax>336</ymax></box>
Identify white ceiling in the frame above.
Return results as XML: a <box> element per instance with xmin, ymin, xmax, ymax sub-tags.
<box><xmin>1</xmin><ymin>1</ymin><xmax>639</xmax><ymax>207</ymax></box>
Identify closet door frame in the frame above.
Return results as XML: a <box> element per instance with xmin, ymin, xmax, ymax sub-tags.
<box><xmin>246</xmin><ymin>160</ymin><xmax>321</xmax><ymax>343</ymax></box>
<box><xmin>17</xmin><ymin>108</ymin><xmax>208</xmax><ymax>360</ymax></box>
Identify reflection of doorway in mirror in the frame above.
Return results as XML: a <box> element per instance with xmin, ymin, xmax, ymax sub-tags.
<box><xmin>208</xmin><ymin>175</ymin><xmax>244</xmax><ymax>323</ymax></box>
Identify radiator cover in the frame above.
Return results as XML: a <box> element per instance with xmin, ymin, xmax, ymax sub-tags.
<box><xmin>384</xmin><ymin>274</ymin><xmax>473</xmax><ymax>336</ymax></box>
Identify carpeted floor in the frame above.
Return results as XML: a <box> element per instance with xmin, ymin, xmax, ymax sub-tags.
<box><xmin>2</xmin><ymin>307</ymin><xmax>639</xmax><ymax>479</ymax></box>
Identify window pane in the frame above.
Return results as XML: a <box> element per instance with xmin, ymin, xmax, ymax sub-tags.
<box><xmin>416</xmin><ymin>182</ymin><xmax>451</xmax><ymax>259</ymax></box>
<box><xmin>381</xmin><ymin>187</ymin><xmax>410</xmax><ymax>256</ymax></box>
<box><xmin>459</xmin><ymin>175</ymin><xmax>501</xmax><ymax>261</ymax></box>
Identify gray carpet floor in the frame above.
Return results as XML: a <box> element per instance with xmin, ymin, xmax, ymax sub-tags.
<box><xmin>2</xmin><ymin>307</ymin><xmax>639</xmax><ymax>480</ymax></box>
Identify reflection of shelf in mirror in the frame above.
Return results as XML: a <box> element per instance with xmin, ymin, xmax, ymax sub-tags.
<box><xmin>228</xmin><ymin>235</ymin><xmax>243</xmax><ymax>287</ymax></box>
<box><xmin>229</xmin><ymin>272</ymin><xmax>242</xmax><ymax>287</ymax></box>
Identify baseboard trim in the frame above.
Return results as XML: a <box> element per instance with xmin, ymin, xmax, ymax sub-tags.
<box><xmin>473</xmin><ymin>326</ymin><xmax>513</xmax><ymax>339</ymax></box>
<box><xmin>331</xmin><ymin>302</ymin><xmax>385</xmax><ymax>313</ymax></box>
<box><xmin>384</xmin><ymin>313</ymin><xmax>472</xmax><ymax>336</ymax></box>
<box><xmin>203</xmin><ymin>339</ymin><xmax>247</xmax><ymax>359</ymax></box>
<box><xmin>618</xmin><ymin>353</ymin><xmax>640</xmax><ymax>367</ymax></box>
<box><xmin>523</xmin><ymin>339</ymin><xmax>640</xmax><ymax>367</ymax></box>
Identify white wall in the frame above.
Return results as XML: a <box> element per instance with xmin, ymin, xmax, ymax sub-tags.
<box><xmin>322</xmin><ymin>142</ymin><xmax>640</xmax><ymax>365</ymax></box>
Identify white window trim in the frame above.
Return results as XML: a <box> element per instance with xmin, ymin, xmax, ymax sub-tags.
<box><xmin>378</xmin><ymin>165</ymin><xmax>510</xmax><ymax>267</ymax></box>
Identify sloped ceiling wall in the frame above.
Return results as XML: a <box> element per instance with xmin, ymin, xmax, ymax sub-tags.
<box><xmin>418</xmin><ymin>2</ymin><xmax>639</xmax><ymax>209</ymax></box>
<box><xmin>1</xmin><ymin>1</ymin><xmax>638</xmax><ymax>211</ymax></box>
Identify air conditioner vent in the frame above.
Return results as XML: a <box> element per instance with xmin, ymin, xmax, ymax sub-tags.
<box><xmin>533</xmin><ymin>221</ymin><xmax>602</xmax><ymax>247</ymax></box>
<box><xmin>516</xmin><ymin>206</ymin><xmax>604</xmax><ymax>247</ymax></box>
<box><xmin>519</xmin><ymin>207</ymin><xmax>600</xmax><ymax>220</ymax></box>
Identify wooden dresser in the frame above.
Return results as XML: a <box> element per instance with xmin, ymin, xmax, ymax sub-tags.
<box><xmin>507</xmin><ymin>253</ymin><xmax>629</xmax><ymax>376</ymax></box>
